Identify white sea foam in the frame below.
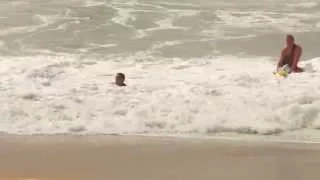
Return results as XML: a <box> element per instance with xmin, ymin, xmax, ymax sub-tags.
<box><xmin>111</xmin><ymin>7</ymin><xmax>136</xmax><ymax>27</ymax></box>
<box><xmin>0</xmin><ymin>13</ymin><xmax>59</xmax><ymax>37</ymax></box>
<box><xmin>132</xmin><ymin>10</ymin><xmax>194</xmax><ymax>39</ymax></box>
<box><xmin>110</xmin><ymin>0</ymin><xmax>141</xmax><ymax>27</ymax></box>
<box><xmin>288</xmin><ymin>2</ymin><xmax>318</xmax><ymax>8</ymax></box>
<box><xmin>215</xmin><ymin>10</ymin><xmax>320</xmax><ymax>33</ymax></box>
<box><xmin>0</xmin><ymin>54</ymin><xmax>320</xmax><ymax>136</ymax></box>
<box><xmin>81</xmin><ymin>0</ymin><xmax>106</xmax><ymax>7</ymax></box>
<box><xmin>1</xmin><ymin>0</ymin><xmax>320</xmax><ymax>142</ymax></box>
<box><xmin>151</xmin><ymin>41</ymin><xmax>183</xmax><ymax>50</ymax></box>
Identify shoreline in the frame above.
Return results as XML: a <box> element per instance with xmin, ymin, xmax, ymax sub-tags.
<box><xmin>1</xmin><ymin>135</ymin><xmax>320</xmax><ymax>180</ymax></box>
<box><xmin>2</xmin><ymin>133</ymin><xmax>320</xmax><ymax>145</ymax></box>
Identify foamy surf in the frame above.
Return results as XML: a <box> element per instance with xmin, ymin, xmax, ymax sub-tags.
<box><xmin>0</xmin><ymin>0</ymin><xmax>320</xmax><ymax>142</ymax></box>
<box><xmin>0</xmin><ymin>54</ymin><xmax>319</xmax><ymax>137</ymax></box>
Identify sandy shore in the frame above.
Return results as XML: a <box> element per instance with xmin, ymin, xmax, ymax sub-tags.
<box><xmin>1</xmin><ymin>135</ymin><xmax>320</xmax><ymax>180</ymax></box>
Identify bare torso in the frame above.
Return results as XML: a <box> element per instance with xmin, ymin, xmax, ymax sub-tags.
<box><xmin>278</xmin><ymin>44</ymin><xmax>303</xmax><ymax>72</ymax></box>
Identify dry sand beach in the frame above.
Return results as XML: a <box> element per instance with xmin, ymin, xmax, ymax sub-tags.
<box><xmin>1</xmin><ymin>135</ymin><xmax>320</xmax><ymax>180</ymax></box>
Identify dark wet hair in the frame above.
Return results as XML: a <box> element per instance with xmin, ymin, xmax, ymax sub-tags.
<box><xmin>287</xmin><ymin>34</ymin><xmax>295</xmax><ymax>41</ymax></box>
<box><xmin>116</xmin><ymin>73</ymin><xmax>125</xmax><ymax>79</ymax></box>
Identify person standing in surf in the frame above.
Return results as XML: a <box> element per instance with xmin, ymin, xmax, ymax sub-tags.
<box><xmin>277</xmin><ymin>34</ymin><xmax>303</xmax><ymax>73</ymax></box>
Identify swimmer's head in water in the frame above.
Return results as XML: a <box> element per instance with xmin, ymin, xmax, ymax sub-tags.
<box><xmin>286</xmin><ymin>34</ymin><xmax>295</xmax><ymax>46</ymax></box>
<box><xmin>115</xmin><ymin>73</ymin><xmax>126</xmax><ymax>86</ymax></box>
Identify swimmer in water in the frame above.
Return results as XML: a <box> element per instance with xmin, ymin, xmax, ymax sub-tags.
<box><xmin>277</xmin><ymin>34</ymin><xmax>303</xmax><ymax>73</ymax></box>
<box><xmin>115</xmin><ymin>73</ymin><xmax>126</xmax><ymax>86</ymax></box>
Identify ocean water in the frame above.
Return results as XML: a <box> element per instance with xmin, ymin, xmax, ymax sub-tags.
<box><xmin>1</xmin><ymin>0</ymin><xmax>320</xmax><ymax>141</ymax></box>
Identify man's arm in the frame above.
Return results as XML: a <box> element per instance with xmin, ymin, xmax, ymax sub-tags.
<box><xmin>292</xmin><ymin>46</ymin><xmax>302</xmax><ymax>71</ymax></box>
<box><xmin>277</xmin><ymin>49</ymin><xmax>285</xmax><ymax>70</ymax></box>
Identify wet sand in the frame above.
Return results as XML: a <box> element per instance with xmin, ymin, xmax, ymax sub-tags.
<box><xmin>1</xmin><ymin>135</ymin><xmax>320</xmax><ymax>180</ymax></box>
